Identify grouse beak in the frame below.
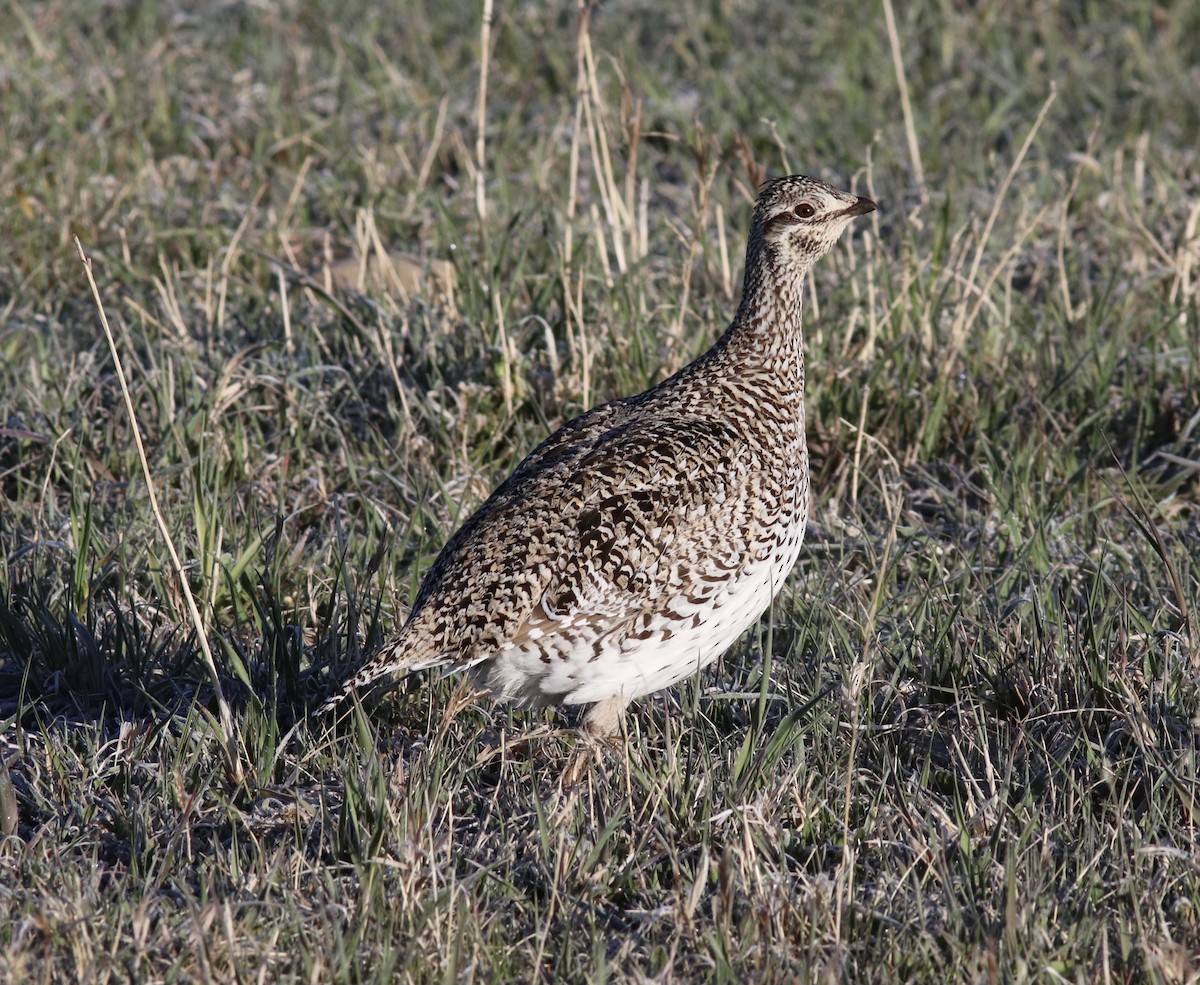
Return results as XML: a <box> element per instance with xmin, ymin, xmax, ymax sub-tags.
<box><xmin>842</xmin><ymin>196</ymin><xmax>877</xmax><ymax>218</ymax></box>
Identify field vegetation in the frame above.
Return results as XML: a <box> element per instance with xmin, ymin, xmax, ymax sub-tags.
<box><xmin>2</xmin><ymin>0</ymin><xmax>1199</xmax><ymax>981</ymax></box>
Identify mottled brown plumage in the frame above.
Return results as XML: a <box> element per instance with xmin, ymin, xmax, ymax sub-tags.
<box><xmin>323</xmin><ymin>175</ymin><xmax>875</xmax><ymax>738</ymax></box>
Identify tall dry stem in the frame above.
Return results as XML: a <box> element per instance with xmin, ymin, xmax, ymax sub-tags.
<box><xmin>76</xmin><ymin>238</ymin><xmax>246</xmax><ymax>788</ymax></box>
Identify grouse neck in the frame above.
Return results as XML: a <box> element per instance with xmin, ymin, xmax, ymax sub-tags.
<box><xmin>721</xmin><ymin>248</ymin><xmax>809</xmax><ymax>370</ymax></box>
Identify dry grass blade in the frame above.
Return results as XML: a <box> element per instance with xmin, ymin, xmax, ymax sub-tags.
<box><xmin>882</xmin><ymin>0</ymin><xmax>925</xmax><ymax>199</ymax></box>
<box><xmin>74</xmin><ymin>237</ymin><xmax>246</xmax><ymax>787</ymax></box>
<box><xmin>476</xmin><ymin>0</ymin><xmax>494</xmax><ymax>224</ymax></box>
<box><xmin>946</xmin><ymin>84</ymin><xmax>1058</xmax><ymax>371</ymax></box>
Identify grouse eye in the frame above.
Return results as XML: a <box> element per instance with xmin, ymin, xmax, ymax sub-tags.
<box><xmin>794</xmin><ymin>202</ymin><xmax>816</xmax><ymax>219</ymax></box>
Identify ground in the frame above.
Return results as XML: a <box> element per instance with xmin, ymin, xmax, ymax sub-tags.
<box><xmin>1</xmin><ymin>1</ymin><xmax>1199</xmax><ymax>982</ymax></box>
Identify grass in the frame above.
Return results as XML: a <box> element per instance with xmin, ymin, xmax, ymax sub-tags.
<box><xmin>2</xmin><ymin>0</ymin><xmax>1199</xmax><ymax>981</ymax></box>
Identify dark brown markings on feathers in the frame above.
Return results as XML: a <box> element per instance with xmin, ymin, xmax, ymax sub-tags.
<box><xmin>400</xmin><ymin>410</ymin><xmax>755</xmax><ymax>671</ymax></box>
